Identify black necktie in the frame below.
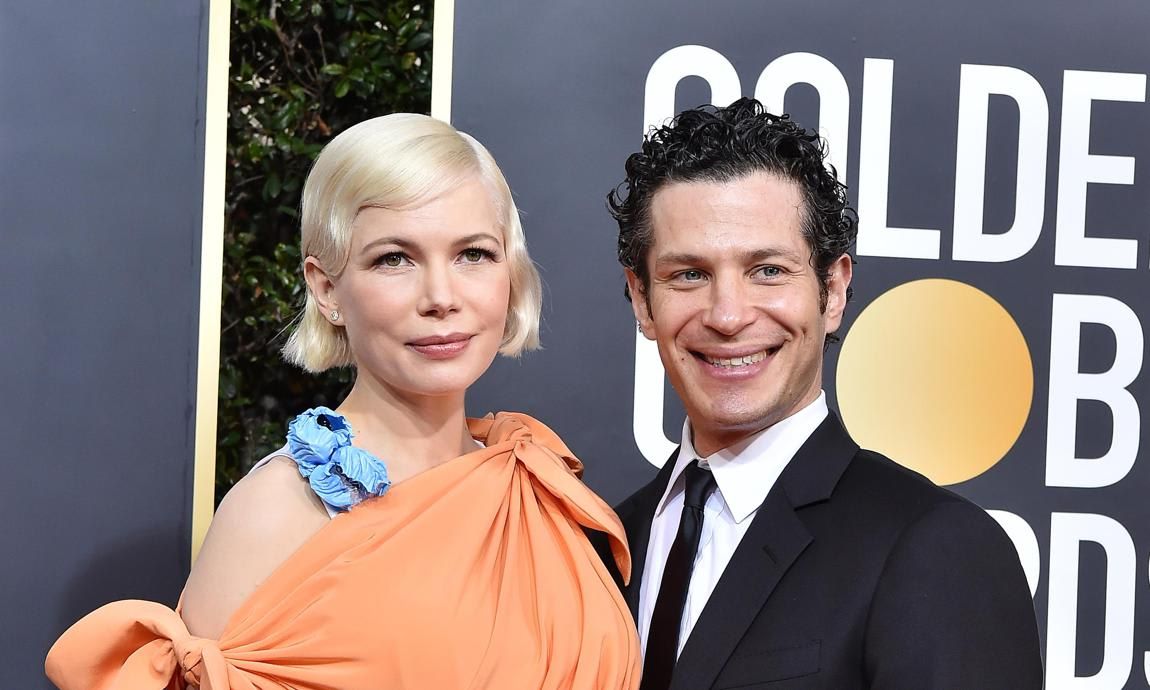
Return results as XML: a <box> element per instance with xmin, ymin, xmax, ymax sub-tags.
<box><xmin>641</xmin><ymin>461</ymin><xmax>717</xmax><ymax>690</ymax></box>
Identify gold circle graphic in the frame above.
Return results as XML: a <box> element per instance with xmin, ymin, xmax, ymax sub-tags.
<box><xmin>836</xmin><ymin>279</ymin><xmax>1033</xmax><ymax>485</ymax></box>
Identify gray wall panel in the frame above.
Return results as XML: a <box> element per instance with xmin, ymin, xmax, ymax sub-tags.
<box><xmin>0</xmin><ymin>2</ymin><xmax>209</xmax><ymax>687</ymax></box>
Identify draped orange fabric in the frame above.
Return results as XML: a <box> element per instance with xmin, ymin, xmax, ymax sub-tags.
<box><xmin>46</xmin><ymin>413</ymin><xmax>641</xmax><ymax>690</ymax></box>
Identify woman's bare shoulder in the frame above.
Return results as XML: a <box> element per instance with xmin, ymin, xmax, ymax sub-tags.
<box><xmin>180</xmin><ymin>454</ymin><xmax>329</xmax><ymax>639</ymax></box>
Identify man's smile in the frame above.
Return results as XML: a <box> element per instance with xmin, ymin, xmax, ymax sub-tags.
<box><xmin>692</xmin><ymin>346</ymin><xmax>780</xmax><ymax>368</ymax></box>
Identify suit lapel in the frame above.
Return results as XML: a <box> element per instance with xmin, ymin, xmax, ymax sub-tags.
<box><xmin>621</xmin><ymin>504</ymin><xmax>652</xmax><ymax>618</ymax></box>
<box><xmin>669</xmin><ymin>487</ymin><xmax>811</xmax><ymax>690</ymax></box>
<box><xmin>617</xmin><ymin>447</ymin><xmax>680</xmax><ymax>619</ymax></box>
<box><xmin>669</xmin><ymin>413</ymin><xmax>859</xmax><ymax>690</ymax></box>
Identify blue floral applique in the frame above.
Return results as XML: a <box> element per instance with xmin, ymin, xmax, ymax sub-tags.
<box><xmin>286</xmin><ymin>406</ymin><xmax>391</xmax><ymax>512</ymax></box>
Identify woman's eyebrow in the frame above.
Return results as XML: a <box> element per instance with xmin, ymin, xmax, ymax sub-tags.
<box><xmin>360</xmin><ymin>237</ymin><xmax>414</xmax><ymax>253</ymax></box>
<box><xmin>454</xmin><ymin>232</ymin><xmax>502</xmax><ymax>246</ymax></box>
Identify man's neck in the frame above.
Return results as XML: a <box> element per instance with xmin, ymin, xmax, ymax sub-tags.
<box><xmin>689</xmin><ymin>392</ymin><xmax>825</xmax><ymax>458</ymax></box>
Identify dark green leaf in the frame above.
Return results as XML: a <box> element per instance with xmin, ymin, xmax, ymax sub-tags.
<box><xmin>263</xmin><ymin>172</ymin><xmax>281</xmax><ymax>199</ymax></box>
<box><xmin>406</xmin><ymin>32</ymin><xmax>431</xmax><ymax>51</ymax></box>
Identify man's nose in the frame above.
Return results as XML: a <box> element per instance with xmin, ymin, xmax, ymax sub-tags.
<box><xmin>701</xmin><ymin>276</ymin><xmax>755</xmax><ymax>335</ymax></box>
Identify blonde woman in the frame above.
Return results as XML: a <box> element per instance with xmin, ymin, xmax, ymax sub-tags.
<box><xmin>47</xmin><ymin>114</ymin><xmax>640</xmax><ymax>690</ymax></box>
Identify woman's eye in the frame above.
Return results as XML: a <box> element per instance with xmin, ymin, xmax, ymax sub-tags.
<box><xmin>378</xmin><ymin>253</ymin><xmax>407</xmax><ymax>267</ymax></box>
<box><xmin>461</xmin><ymin>247</ymin><xmax>494</xmax><ymax>263</ymax></box>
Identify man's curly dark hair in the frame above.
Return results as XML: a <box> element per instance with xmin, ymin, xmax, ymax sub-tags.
<box><xmin>607</xmin><ymin>97</ymin><xmax>857</xmax><ymax>341</ymax></box>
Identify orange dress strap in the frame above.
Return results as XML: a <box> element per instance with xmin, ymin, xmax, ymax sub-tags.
<box><xmin>47</xmin><ymin>412</ymin><xmax>641</xmax><ymax>690</ymax></box>
<box><xmin>466</xmin><ymin>412</ymin><xmax>632</xmax><ymax>583</ymax></box>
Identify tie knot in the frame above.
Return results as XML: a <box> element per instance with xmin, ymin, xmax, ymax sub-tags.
<box><xmin>681</xmin><ymin>461</ymin><xmax>716</xmax><ymax>510</ymax></box>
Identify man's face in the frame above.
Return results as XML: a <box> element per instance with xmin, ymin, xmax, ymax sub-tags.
<box><xmin>626</xmin><ymin>171</ymin><xmax>852</xmax><ymax>457</ymax></box>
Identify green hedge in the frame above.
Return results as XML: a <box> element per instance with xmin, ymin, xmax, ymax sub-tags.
<box><xmin>217</xmin><ymin>0</ymin><xmax>433</xmax><ymax>501</ymax></box>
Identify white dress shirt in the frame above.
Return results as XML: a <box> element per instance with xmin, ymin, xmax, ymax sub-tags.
<box><xmin>637</xmin><ymin>392</ymin><xmax>829</xmax><ymax>658</ymax></box>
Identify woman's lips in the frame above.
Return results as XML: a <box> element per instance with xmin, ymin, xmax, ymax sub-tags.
<box><xmin>407</xmin><ymin>335</ymin><xmax>473</xmax><ymax>359</ymax></box>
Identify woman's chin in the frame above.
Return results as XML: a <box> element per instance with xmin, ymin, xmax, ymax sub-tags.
<box><xmin>395</xmin><ymin>367</ymin><xmax>490</xmax><ymax>400</ymax></box>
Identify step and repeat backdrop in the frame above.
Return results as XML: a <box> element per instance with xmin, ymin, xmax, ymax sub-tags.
<box><xmin>4</xmin><ymin>0</ymin><xmax>1146</xmax><ymax>687</ymax></box>
<box><xmin>0</xmin><ymin>2</ymin><xmax>226</xmax><ymax>688</ymax></box>
<box><xmin>442</xmin><ymin>0</ymin><xmax>1149</xmax><ymax>686</ymax></box>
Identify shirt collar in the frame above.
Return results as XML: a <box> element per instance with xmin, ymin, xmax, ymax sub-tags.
<box><xmin>654</xmin><ymin>392</ymin><xmax>829</xmax><ymax>524</ymax></box>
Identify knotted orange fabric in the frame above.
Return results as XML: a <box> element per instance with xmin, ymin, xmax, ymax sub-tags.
<box><xmin>46</xmin><ymin>413</ymin><xmax>641</xmax><ymax>690</ymax></box>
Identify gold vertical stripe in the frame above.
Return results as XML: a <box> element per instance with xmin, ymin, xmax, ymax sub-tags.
<box><xmin>431</xmin><ymin>0</ymin><xmax>455</xmax><ymax>122</ymax></box>
<box><xmin>192</xmin><ymin>0</ymin><xmax>232</xmax><ymax>562</ymax></box>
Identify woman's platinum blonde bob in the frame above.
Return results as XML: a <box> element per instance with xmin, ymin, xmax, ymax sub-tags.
<box><xmin>282</xmin><ymin>113</ymin><xmax>542</xmax><ymax>372</ymax></box>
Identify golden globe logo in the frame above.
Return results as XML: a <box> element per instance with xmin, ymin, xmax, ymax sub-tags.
<box><xmin>836</xmin><ymin>279</ymin><xmax>1033</xmax><ymax>485</ymax></box>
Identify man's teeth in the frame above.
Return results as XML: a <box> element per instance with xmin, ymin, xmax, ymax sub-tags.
<box><xmin>704</xmin><ymin>350</ymin><xmax>769</xmax><ymax>367</ymax></box>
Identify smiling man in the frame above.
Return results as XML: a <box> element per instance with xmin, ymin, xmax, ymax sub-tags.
<box><xmin>605</xmin><ymin>98</ymin><xmax>1043</xmax><ymax>690</ymax></box>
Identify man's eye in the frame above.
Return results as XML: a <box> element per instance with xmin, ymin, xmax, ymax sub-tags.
<box><xmin>679</xmin><ymin>270</ymin><xmax>704</xmax><ymax>282</ymax></box>
<box><xmin>756</xmin><ymin>266</ymin><xmax>782</xmax><ymax>278</ymax></box>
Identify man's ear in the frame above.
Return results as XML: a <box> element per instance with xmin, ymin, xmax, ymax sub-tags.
<box><xmin>303</xmin><ymin>256</ymin><xmax>339</xmax><ymax>318</ymax></box>
<box><xmin>823</xmin><ymin>253</ymin><xmax>854</xmax><ymax>335</ymax></box>
<box><xmin>624</xmin><ymin>268</ymin><xmax>656</xmax><ymax>340</ymax></box>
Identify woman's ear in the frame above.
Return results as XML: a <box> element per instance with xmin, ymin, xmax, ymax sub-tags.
<box><xmin>303</xmin><ymin>257</ymin><xmax>340</xmax><ymax>322</ymax></box>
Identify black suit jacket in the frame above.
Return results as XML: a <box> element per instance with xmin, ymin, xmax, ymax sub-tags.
<box><xmin>604</xmin><ymin>412</ymin><xmax>1043</xmax><ymax>689</ymax></box>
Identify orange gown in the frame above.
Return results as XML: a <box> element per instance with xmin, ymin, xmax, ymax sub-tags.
<box><xmin>46</xmin><ymin>413</ymin><xmax>641</xmax><ymax>690</ymax></box>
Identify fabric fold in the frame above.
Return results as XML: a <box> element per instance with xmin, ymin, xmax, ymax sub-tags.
<box><xmin>469</xmin><ymin>414</ymin><xmax>633</xmax><ymax>584</ymax></box>
<box><xmin>45</xmin><ymin>600</ymin><xmax>231</xmax><ymax>690</ymax></box>
<box><xmin>47</xmin><ymin>412</ymin><xmax>640</xmax><ymax>690</ymax></box>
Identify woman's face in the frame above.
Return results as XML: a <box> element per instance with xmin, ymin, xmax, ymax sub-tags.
<box><xmin>319</xmin><ymin>175</ymin><xmax>511</xmax><ymax>401</ymax></box>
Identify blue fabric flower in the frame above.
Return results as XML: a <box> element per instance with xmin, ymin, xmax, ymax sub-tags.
<box><xmin>286</xmin><ymin>407</ymin><xmax>390</xmax><ymax>512</ymax></box>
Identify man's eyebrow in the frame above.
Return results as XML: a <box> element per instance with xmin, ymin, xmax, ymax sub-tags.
<box><xmin>653</xmin><ymin>247</ymin><xmax>805</xmax><ymax>266</ymax></box>
<box><xmin>743</xmin><ymin>247</ymin><xmax>805</xmax><ymax>264</ymax></box>
<box><xmin>653</xmin><ymin>252</ymin><xmax>706</xmax><ymax>266</ymax></box>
